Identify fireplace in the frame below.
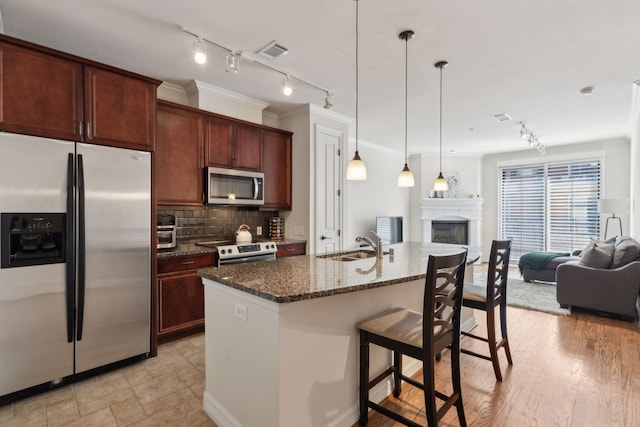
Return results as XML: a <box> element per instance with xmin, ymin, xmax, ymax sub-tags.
<box><xmin>432</xmin><ymin>220</ymin><xmax>468</xmax><ymax>244</ymax></box>
<box><xmin>420</xmin><ymin>198</ymin><xmax>484</xmax><ymax>247</ymax></box>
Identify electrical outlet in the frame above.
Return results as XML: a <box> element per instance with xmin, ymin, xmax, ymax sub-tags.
<box><xmin>256</xmin><ymin>226</ymin><xmax>262</xmax><ymax>236</ymax></box>
<box><xmin>234</xmin><ymin>303</ymin><xmax>247</xmax><ymax>321</ymax></box>
<box><xmin>293</xmin><ymin>226</ymin><xmax>304</xmax><ymax>236</ymax></box>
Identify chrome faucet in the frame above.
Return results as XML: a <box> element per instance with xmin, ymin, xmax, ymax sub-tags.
<box><xmin>356</xmin><ymin>231</ymin><xmax>384</xmax><ymax>258</ymax></box>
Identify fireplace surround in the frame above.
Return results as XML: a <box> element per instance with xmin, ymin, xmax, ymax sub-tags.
<box><xmin>421</xmin><ymin>198</ymin><xmax>484</xmax><ymax>247</ymax></box>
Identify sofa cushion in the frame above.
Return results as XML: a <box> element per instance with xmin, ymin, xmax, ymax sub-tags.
<box><xmin>610</xmin><ymin>236</ymin><xmax>640</xmax><ymax>268</ymax></box>
<box><xmin>579</xmin><ymin>241</ymin><xmax>615</xmax><ymax>268</ymax></box>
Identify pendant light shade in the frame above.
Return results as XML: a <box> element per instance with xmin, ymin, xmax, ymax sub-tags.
<box><xmin>433</xmin><ymin>60</ymin><xmax>449</xmax><ymax>192</ymax></box>
<box><xmin>397</xmin><ymin>30</ymin><xmax>415</xmax><ymax>188</ymax></box>
<box><xmin>347</xmin><ymin>0</ymin><xmax>367</xmax><ymax>181</ymax></box>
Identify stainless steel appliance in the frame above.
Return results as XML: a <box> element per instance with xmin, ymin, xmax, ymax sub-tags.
<box><xmin>205</xmin><ymin>167</ymin><xmax>264</xmax><ymax>206</ymax></box>
<box><xmin>157</xmin><ymin>214</ymin><xmax>177</xmax><ymax>250</ymax></box>
<box><xmin>196</xmin><ymin>240</ymin><xmax>277</xmax><ymax>266</ymax></box>
<box><xmin>0</xmin><ymin>132</ymin><xmax>151</xmax><ymax>402</ymax></box>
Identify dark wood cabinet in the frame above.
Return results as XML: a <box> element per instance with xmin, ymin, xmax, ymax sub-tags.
<box><xmin>276</xmin><ymin>242</ymin><xmax>306</xmax><ymax>258</ymax></box>
<box><xmin>157</xmin><ymin>253</ymin><xmax>215</xmax><ymax>344</ymax></box>
<box><xmin>84</xmin><ymin>66</ymin><xmax>157</xmax><ymax>151</ymax></box>
<box><xmin>0</xmin><ymin>35</ymin><xmax>159</xmax><ymax>151</ymax></box>
<box><xmin>0</xmin><ymin>41</ymin><xmax>83</xmax><ymax>141</ymax></box>
<box><xmin>205</xmin><ymin>117</ymin><xmax>261</xmax><ymax>171</ymax></box>
<box><xmin>261</xmin><ymin>128</ymin><xmax>293</xmax><ymax>211</ymax></box>
<box><xmin>156</xmin><ymin>101</ymin><xmax>204</xmax><ymax>206</ymax></box>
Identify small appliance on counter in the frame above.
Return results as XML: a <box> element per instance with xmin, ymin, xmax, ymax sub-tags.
<box><xmin>268</xmin><ymin>217</ymin><xmax>284</xmax><ymax>240</ymax></box>
<box><xmin>235</xmin><ymin>224</ymin><xmax>252</xmax><ymax>244</ymax></box>
<box><xmin>157</xmin><ymin>214</ymin><xmax>177</xmax><ymax>250</ymax></box>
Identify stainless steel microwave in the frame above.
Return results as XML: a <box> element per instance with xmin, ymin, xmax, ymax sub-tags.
<box><xmin>205</xmin><ymin>167</ymin><xmax>264</xmax><ymax>205</ymax></box>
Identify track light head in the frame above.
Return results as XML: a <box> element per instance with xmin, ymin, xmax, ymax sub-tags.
<box><xmin>282</xmin><ymin>76</ymin><xmax>293</xmax><ymax>96</ymax></box>
<box><xmin>225</xmin><ymin>52</ymin><xmax>240</xmax><ymax>73</ymax></box>
<box><xmin>324</xmin><ymin>93</ymin><xmax>334</xmax><ymax>109</ymax></box>
<box><xmin>193</xmin><ymin>37</ymin><xmax>206</xmax><ymax>64</ymax></box>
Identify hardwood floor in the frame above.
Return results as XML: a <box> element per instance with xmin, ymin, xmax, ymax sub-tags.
<box><xmin>356</xmin><ymin>306</ymin><xmax>640</xmax><ymax>426</ymax></box>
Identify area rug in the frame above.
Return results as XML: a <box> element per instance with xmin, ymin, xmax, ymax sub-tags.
<box><xmin>473</xmin><ymin>274</ymin><xmax>569</xmax><ymax>316</ymax></box>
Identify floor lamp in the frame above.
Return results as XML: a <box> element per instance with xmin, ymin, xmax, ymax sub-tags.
<box><xmin>597</xmin><ymin>198</ymin><xmax>630</xmax><ymax>239</ymax></box>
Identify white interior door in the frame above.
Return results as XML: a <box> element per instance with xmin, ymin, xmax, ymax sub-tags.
<box><xmin>315</xmin><ymin>125</ymin><xmax>343</xmax><ymax>254</ymax></box>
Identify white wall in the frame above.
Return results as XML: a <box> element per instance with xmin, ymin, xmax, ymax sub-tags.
<box><xmin>630</xmin><ymin>83</ymin><xmax>640</xmax><ymax>236</ymax></box>
<box><xmin>481</xmin><ymin>137</ymin><xmax>631</xmax><ymax>262</ymax></box>
<box><xmin>343</xmin><ymin>140</ymin><xmax>410</xmax><ymax>248</ymax></box>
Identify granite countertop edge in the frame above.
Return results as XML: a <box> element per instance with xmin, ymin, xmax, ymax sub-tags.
<box><xmin>199</xmin><ymin>269</ymin><xmax>428</xmax><ymax>303</ymax></box>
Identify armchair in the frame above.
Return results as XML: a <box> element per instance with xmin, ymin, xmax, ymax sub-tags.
<box><xmin>556</xmin><ymin>260</ymin><xmax>640</xmax><ymax>320</ymax></box>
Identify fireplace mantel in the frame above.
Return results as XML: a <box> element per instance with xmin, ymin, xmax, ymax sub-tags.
<box><xmin>420</xmin><ymin>198</ymin><xmax>484</xmax><ymax>246</ymax></box>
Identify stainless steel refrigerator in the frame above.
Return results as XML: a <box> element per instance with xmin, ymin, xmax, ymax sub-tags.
<box><xmin>0</xmin><ymin>132</ymin><xmax>151</xmax><ymax>400</ymax></box>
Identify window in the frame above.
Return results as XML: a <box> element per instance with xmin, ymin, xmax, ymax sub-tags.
<box><xmin>500</xmin><ymin>160</ymin><xmax>601</xmax><ymax>260</ymax></box>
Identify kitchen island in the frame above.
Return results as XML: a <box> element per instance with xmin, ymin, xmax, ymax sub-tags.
<box><xmin>199</xmin><ymin>242</ymin><xmax>479</xmax><ymax>427</ymax></box>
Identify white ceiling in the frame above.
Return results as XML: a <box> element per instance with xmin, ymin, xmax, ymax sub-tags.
<box><xmin>2</xmin><ymin>0</ymin><xmax>639</xmax><ymax>156</ymax></box>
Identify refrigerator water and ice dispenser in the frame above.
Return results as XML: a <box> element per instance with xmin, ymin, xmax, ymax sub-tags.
<box><xmin>0</xmin><ymin>212</ymin><xmax>66</xmax><ymax>268</ymax></box>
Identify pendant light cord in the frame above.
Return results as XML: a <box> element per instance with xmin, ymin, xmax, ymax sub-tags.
<box><xmin>355</xmin><ymin>0</ymin><xmax>359</xmax><ymax>152</ymax></box>
<box><xmin>439</xmin><ymin>64</ymin><xmax>443</xmax><ymax>172</ymax></box>
<box><xmin>404</xmin><ymin>36</ymin><xmax>408</xmax><ymax>164</ymax></box>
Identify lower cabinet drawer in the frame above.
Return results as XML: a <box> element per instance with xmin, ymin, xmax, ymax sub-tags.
<box><xmin>276</xmin><ymin>242</ymin><xmax>306</xmax><ymax>258</ymax></box>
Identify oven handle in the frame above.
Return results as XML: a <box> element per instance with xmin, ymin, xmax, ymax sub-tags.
<box><xmin>218</xmin><ymin>253</ymin><xmax>276</xmax><ymax>266</ymax></box>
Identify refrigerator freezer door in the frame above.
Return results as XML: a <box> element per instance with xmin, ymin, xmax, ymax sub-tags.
<box><xmin>74</xmin><ymin>143</ymin><xmax>151</xmax><ymax>373</ymax></box>
<box><xmin>0</xmin><ymin>133</ymin><xmax>75</xmax><ymax>396</ymax></box>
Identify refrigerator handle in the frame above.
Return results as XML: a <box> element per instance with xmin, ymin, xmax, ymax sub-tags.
<box><xmin>66</xmin><ymin>153</ymin><xmax>75</xmax><ymax>343</ymax></box>
<box><xmin>77</xmin><ymin>154</ymin><xmax>86</xmax><ymax>341</ymax></box>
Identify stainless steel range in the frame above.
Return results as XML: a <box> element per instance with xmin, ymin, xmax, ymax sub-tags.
<box><xmin>196</xmin><ymin>240</ymin><xmax>277</xmax><ymax>266</ymax></box>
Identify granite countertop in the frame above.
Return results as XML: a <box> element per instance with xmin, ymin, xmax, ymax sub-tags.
<box><xmin>199</xmin><ymin>242</ymin><xmax>479</xmax><ymax>303</ymax></box>
<box><xmin>157</xmin><ymin>238</ymin><xmax>307</xmax><ymax>259</ymax></box>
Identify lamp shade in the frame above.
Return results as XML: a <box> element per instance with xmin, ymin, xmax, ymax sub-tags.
<box><xmin>397</xmin><ymin>164</ymin><xmax>415</xmax><ymax>187</ymax></box>
<box><xmin>597</xmin><ymin>198</ymin><xmax>629</xmax><ymax>214</ymax></box>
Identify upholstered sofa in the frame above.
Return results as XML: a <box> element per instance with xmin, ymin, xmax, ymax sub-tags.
<box><xmin>556</xmin><ymin>236</ymin><xmax>640</xmax><ymax>320</ymax></box>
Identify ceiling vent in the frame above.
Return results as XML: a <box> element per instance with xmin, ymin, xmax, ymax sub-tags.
<box><xmin>490</xmin><ymin>112</ymin><xmax>512</xmax><ymax>122</ymax></box>
<box><xmin>256</xmin><ymin>41</ymin><xmax>288</xmax><ymax>60</ymax></box>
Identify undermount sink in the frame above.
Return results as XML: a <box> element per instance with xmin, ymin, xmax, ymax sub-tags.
<box><xmin>317</xmin><ymin>249</ymin><xmax>389</xmax><ymax>262</ymax></box>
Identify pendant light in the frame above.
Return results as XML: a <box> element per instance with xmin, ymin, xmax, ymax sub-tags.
<box><xmin>397</xmin><ymin>30</ymin><xmax>415</xmax><ymax>187</ymax></box>
<box><xmin>346</xmin><ymin>0</ymin><xmax>367</xmax><ymax>180</ymax></box>
<box><xmin>433</xmin><ymin>60</ymin><xmax>449</xmax><ymax>192</ymax></box>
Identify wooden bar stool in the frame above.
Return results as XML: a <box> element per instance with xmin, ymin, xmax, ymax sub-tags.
<box><xmin>358</xmin><ymin>250</ymin><xmax>468</xmax><ymax>427</ymax></box>
<box><xmin>460</xmin><ymin>239</ymin><xmax>513</xmax><ymax>381</ymax></box>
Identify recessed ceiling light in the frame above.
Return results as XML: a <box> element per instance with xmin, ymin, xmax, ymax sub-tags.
<box><xmin>579</xmin><ymin>86</ymin><xmax>594</xmax><ymax>95</ymax></box>
<box><xmin>490</xmin><ymin>112</ymin><xmax>512</xmax><ymax>122</ymax></box>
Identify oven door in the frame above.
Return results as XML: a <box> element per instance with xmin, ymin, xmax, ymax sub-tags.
<box><xmin>217</xmin><ymin>253</ymin><xmax>276</xmax><ymax>266</ymax></box>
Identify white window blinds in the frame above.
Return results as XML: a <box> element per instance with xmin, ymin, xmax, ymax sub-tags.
<box><xmin>547</xmin><ymin>160</ymin><xmax>601</xmax><ymax>252</ymax></box>
<box><xmin>500</xmin><ymin>165</ymin><xmax>545</xmax><ymax>259</ymax></box>
<box><xmin>499</xmin><ymin>159</ymin><xmax>601</xmax><ymax>260</ymax></box>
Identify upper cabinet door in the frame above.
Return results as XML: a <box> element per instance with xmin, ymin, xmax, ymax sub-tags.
<box><xmin>234</xmin><ymin>124</ymin><xmax>261</xmax><ymax>171</ymax></box>
<box><xmin>205</xmin><ymin>117</ymin><xmax>261</xmax><ymax>171</ymax></box>
<box><xmin>0</xmin><ymin>42</ymin><xmax>83</xmax><ymax>141</ymax></box>
<box><xmin>205</xmin><ymin>117</ymin><xmax>234</xmax><ymax>169</ymax></box>
<box><xmin>261</xmin><ymin>129</ymin><xmax>292</xmax><ymax>211</ymax></box>
<box><xmin>156</xmin><ymin>102</ymin><xmax>205</xmax><ymax>206</ymax></box>
<box><xmin>84</xmin><ymin>66</ymin><xmax>156</xmax><ymax>151</ymax></box>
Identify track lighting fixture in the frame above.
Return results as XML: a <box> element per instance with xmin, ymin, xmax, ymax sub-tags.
<box><xmin>193</xmin><ymin>37</ymin><xmax>206</xmax><ymax>64</ymax></box>
<box><xmin>518</xmin><ymin>122</ymin><xmax>545</xmax><ymax>155</ymax></box>
<box><xmin>397</xmin><ymin>30</ymin><xmax>415</xmax><ymax>188</ymax></box>
<box><xmin>282</xmin><ymin>76</ymin><xmax>293</xmax><ymax>96</ymax></box>
<box><xmin>433</xmin><ymin>61</ymin><xmax>449</xmax><ymax>193</ymax></box>
<box><xmin>346</xmin><ymin>0</ymin><xmax>367</xmax><ymax>181</ymax></box>
<box><xmin>181</xmin><ymin>27</ymin><xmax>334</xmax><ymax>109</ymax></box>
<box><xmin>225</xmin><ymin>52</ymin><xmax>240</xmax><ymax>73</ymax></box>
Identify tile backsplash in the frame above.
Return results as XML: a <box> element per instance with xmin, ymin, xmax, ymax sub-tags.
<box><xmin>158</xmin><ymin>206</ymin><xmax>276</xmax><ymax>245</ymax></box>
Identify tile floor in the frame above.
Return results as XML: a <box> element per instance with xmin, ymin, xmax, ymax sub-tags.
<box><xmin>0</xmin><ymin>333</ymin><xmax>216</xmax><ymax>426</ymax></box>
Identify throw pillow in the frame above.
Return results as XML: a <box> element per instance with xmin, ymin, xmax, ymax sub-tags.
<box><xmin>579</xmin><ymin>242</ymin><xmax>615</xmax><ymax>269</ymax></box>
<box><xmin>610</xmin><ymin>237</ymin><xmax>639</xmax><ymax>268</ymax></box>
